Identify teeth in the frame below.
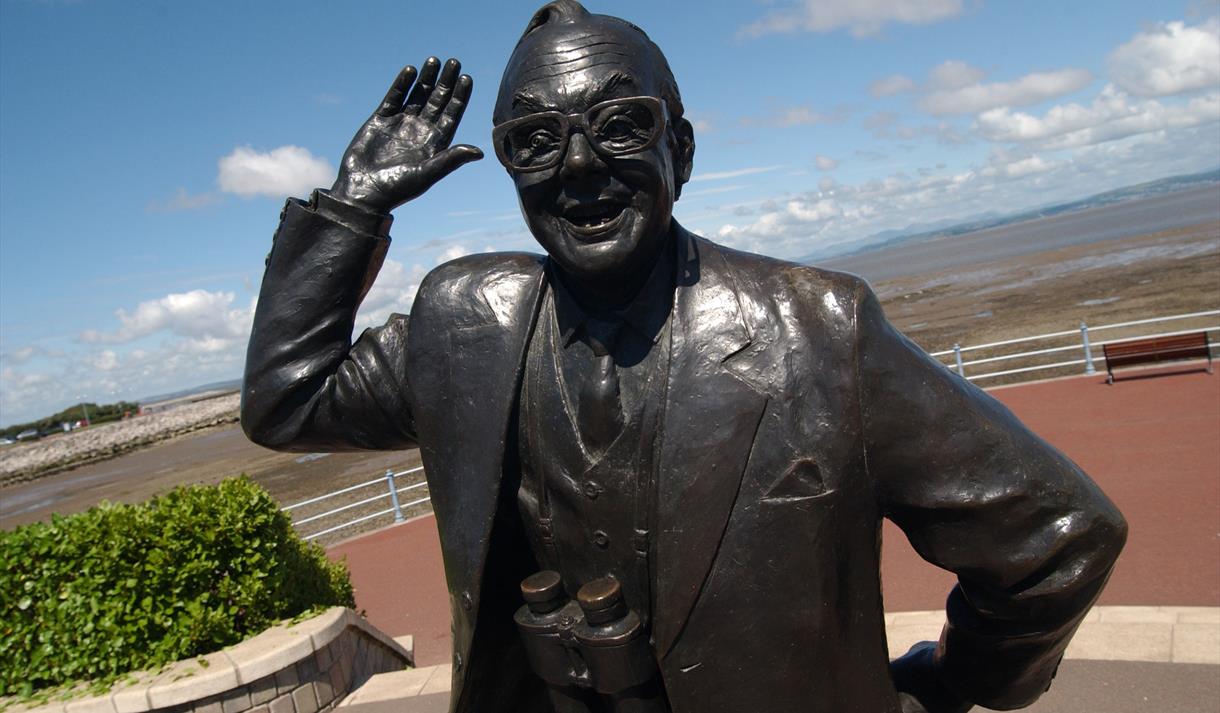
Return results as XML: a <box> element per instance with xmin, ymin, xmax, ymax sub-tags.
<box><xmin>566</xmin><ymin>205</ymin><xmax>623</xmax><ymax>230</ymax></box>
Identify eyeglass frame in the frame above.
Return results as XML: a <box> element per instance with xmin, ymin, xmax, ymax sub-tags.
<box><xmin>491</xmin><ymin>95</ymin><xmax>669</xmax><ymax>173</ymax></box>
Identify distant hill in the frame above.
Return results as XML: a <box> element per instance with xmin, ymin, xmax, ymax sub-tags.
<box><xmin>138</xmin><ymin>378</ymin><xmax>242</xmax><ymax>406</ymax></box>
<box><xmin>801</xmin><ymin>167</ymin><xmax>1220</xmax><ymax>263</ymax></box>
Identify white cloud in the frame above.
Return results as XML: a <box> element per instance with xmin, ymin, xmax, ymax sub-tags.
<box><xmin>436</xmin><ymin>245</ymin><xmax>471</xmax><ymax>264</ymax></box>
<box><xmin>355</xmin><ymin>258</ymin><xmax>428</xmax><ymax>330</ymax></box>
<box><xmin>217</xmin><ymin>145</ymin><xmax>335</xmax><ymax>199</ymax></box>
<box><xmin>861</xmin><ymin>111</ymin><xmax>974</xmax><ymax>145</ymax></box>
<box><xmin>686</xmin><ymin>111</ymin><xmax>716</xmax><ymax>134</ymax></box>
<box><xmin>80</xmin><ymin>289</ymin><xmax>253</xmax><ymax>345</ymax></box>
<box><xmin>741</xmin><ymin>0</ymin><xmax>964</xmax><ymax>38</ymax></box>
<box><xmin>870</xmin><ymin>74</ymin><xmax>917</xmax><ymax>97</ymax></box>
<box><xmin>815</xmin><ymin>155</ymin><xmax>840</xmax><ymax>171</ymax></box>
<box><xmin>3</xmin><ymin>289</ymin><xmax>260</xmax><ymax>425</ymax></box>
<box><xmin>927</xmin><ymin>60</ymin><xmax>987</xmax><ymax>90</ymax></box>
<box><xmin>681</xmin><ymin>184</ymin><xmax>747</xmax><ymax>199</ymax></box>
<box><xmin>1108</xmin><ymin>18</ymin><xmax>1220</xmax><ymax>97</ymax></box>
<box><xmin>4</xmin><ymin>261</ymin><xmax>450</xmax><ymax>425</ymax></box>
<box><xmin>92</xmin><ymin>350</ymin><xmax>120</xmax><ymax>371</ymax></box>
<box><xmin>691</xmin><ymin>165</ymin><xmax>784</xmax><ymax>182</ymax></box>
<box><xmin>976</xmin><ymin>85</ymin><xmax>1220</xmax><ymax>150</ymax></box>
<box><xmin>146</xmin><ymin>187</ymin><xmax>220</xmax><ymax>213</ymax></box>
<box><xmin>741</xmin><ymin>105</ymin><xmax>836</xmax><ymax>127</ymax></box>
<box><xmin>920</xmin><ymin>66</ymin><xmax>1094</xmax><ymax>115</ymax></box>
<box><xmin>5</xmin><ymin>347</ymin><xmax>36</xmax><ymax>365</ymax></box>
<box><xmin>698</xmin><ymin>120</ymin><xmax>1219</xmax><ymax>260</ymax></box>
<box><xmin>978</xmin><ymin>151</ymin><xmax>1061</xmax><ymax>179</ymax></box>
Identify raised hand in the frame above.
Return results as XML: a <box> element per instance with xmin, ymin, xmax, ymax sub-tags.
<box><xmin>331</xmin><ymin>57</ymin><xmax>483</xmax><ymax>212</ymax></box>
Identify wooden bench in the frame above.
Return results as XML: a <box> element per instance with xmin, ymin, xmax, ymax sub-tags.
<box><xmin>1102</xmin><ymin>331</ymin><xmax>1214</xmax><ymax>384</ymax></box>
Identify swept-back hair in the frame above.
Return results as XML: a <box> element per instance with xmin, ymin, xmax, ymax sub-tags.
<box><xmin>512</xmin><ymin>0</ymin><xmax>684</xmax><ymax>121</ymax></box>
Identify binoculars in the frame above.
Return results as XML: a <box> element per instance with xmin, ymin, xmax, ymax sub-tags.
<box><xmin>514</xmin><ymin>571</ymin><xmax>668</xmax><ymax>713</ymax></box>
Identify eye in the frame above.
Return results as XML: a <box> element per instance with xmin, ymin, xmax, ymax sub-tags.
<box><xmin>527</xmin><ymin>129</ymin><xmax>560</xmax><ymax>150</ymax></box>
<box><xmin>603</xmin><ymin>117</ymin><xmax>640</xmax><ymax>140</ymax></box>
<box><xmin>507</xmin><ymin>125</ymin><xmax>563</xmax><ymax>166</ymax></box>
<box><xmin>590</xmin><ymin>104</ymin><xmax>657</xmax><ymax>152</ymax></box>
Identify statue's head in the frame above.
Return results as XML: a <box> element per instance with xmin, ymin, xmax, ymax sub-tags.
<box><xmin>493</xmin><ymin>0</ymin><xmax>695</xmax><ymax>284</ymax></box>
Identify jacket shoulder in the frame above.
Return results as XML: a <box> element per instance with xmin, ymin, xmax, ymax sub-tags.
<box><xmin>701</xmin><ymin>236</ymin><xmax>869</xmax><ymax>325</ymax></box>
<box><xmin>411</xmin><ymin>251</ymin><xmax>545</xmax><ymax>323</ymax></box>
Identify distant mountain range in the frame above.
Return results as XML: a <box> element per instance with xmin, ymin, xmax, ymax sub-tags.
<box><xmin>801</xmin><ymin>168</ymin><xmax>1220</xmax><ymax>263</ymax></box>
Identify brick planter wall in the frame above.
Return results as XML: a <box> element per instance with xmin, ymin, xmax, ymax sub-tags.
<box><xmin>12</xmin><ymin>608</ymin><xmax>411</xmax><ymax>713</ymax></box>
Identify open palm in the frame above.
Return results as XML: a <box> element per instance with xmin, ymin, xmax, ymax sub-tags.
<box><xmin>331</xmin><ymin>57</ymin><xmax>483</xmax><ymax>212</ymax></box>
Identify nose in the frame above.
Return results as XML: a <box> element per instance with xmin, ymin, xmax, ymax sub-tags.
<box><xmin>560</xmin><ymin>132</ymin><xmax>606</xmax><ymax>180</ymax></box>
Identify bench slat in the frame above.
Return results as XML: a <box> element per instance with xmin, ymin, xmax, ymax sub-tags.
<box><xmin>1102</xmin><ymin>331</ymin><xmax>1212</xmax><ymax>383</ymax></box>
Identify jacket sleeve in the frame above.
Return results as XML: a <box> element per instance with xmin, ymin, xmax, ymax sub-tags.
<box><xmin>241</xmin><ymin>192</ymin><xmax>417</xmax><ymax>452</ymax></box>
<box><xmin>853</xmin><ymin>280</ymin><xmax>1126</xmax><ymax>709</ymax></box>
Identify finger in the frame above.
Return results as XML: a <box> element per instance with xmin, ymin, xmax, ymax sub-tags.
<box><xmin>436</xmin><ymin>74</ymin><xmax>473</xmax><ymax>144</ymax></box>
<box><xmin>422</xmin><ymin>58</ymin><xmax>461</xmax><ymax>122</ymax></box>
<box><xmin>422</xmin><ymin>144</ymin><xmax>484</xmax><ymax>181</ymax></box>
<box><xmin>403</xmin><ymin>56</ymin><xmax>441</xmax><ymax>115</ymax></box>
<box><xmin>376</xmin><ymin>65</ymin><xmax>418</xmax><ymax>117</ymax></box>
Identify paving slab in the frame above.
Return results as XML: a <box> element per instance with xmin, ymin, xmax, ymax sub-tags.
<box><xmin>1025</xmin><ymin>660</ymin><xmax>1220</xmax><ymax>713</ymax></box>
<box><xmin>336</xmin><ymin>660</ymin><xmax>1220</xmax><ymax>713</ymax></box>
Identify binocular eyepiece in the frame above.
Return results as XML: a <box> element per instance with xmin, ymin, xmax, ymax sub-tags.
<box><xmin>515</xmin><ymin>571</ymin><xmax>667</xmax><ymax>712</ymax></box>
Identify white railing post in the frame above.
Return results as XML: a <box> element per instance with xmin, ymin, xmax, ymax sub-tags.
<box><xmin>387</xmin><ymin>468</ymin><xmax>404</xmax><ymax>522</ymax></box>
<box><xmin>953</xmin><ymin>344</ymin><xmax>965</xmax><ymax>377</ymax></box>
<box><xmin>1080</xmin><ymin>321</ymin><xmax>1096</xmax><ymax>375</ymax></box>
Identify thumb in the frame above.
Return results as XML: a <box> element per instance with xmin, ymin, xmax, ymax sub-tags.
<box><xmin>423</xmin><ymin>144</ymin><xmax>484</xmax><ymax>181</ymax></box>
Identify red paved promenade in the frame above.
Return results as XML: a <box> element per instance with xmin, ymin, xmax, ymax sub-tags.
<box><xmin>329</xmin><ymin>365</ymin><xmax>1220</xmax><ymax>666</ymax></box>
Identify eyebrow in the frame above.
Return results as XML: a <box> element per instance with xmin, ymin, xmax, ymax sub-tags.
<box><xmin>512</xmin><ymin>70</ymin><xmax>636</xmax><ymax>112</ymax></box>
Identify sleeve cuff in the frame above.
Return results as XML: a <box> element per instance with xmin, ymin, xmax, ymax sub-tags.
<box><xmin>310</xmin><ymin>189</ymin><xmax>394</xmax><ymax>237</ymax></box>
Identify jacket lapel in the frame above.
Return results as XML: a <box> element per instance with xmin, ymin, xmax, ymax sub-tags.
<box><xmin>409</xmin><ymin>257</ymin><xmax>546</xmax><ymax>699</ymax></box>
<box><xmin>653</xmin><ymin>229</ymin><xmax>770</xmax><ymax>659</ymax></box>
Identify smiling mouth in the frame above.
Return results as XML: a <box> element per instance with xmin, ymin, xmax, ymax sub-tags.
<box><xmin>561</xmin><ymin>203</ymin><xmax>628</xmax><ymax>240</ymax></box>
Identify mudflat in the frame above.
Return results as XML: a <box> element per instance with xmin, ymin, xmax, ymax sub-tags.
<box><xmin>0</xmin><ymin>422</ymin><xmax>425</xmax><ymax>535</ymax></box>
<box><xmin>879</xmin><ymin>220</ymin><xmax>1219</xmax><ymax>360</ymax></box>
<box><xmin>2</xmin><ymin>215</ymin><xmax>1216</xmax><ymax>539</ymax></box>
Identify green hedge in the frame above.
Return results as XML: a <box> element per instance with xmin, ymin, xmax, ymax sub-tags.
<box><xmin>0</xmin><ymin>477</ymin><xmax>354</xmax><ymax>697</ymax></box>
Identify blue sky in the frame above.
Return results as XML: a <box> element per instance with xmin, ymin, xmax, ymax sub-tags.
<box><xmin>2</xmin><ymin>0</ymin><xmax>1218</xmax><ymax>425</ymax></box>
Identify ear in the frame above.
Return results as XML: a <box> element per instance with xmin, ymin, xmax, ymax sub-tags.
<box><xmin>670</xmin><ymin>117</ymin><xmax>695</xmax><ymax>200</ymax></box>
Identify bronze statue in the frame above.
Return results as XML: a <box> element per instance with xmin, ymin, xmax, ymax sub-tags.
<box><xmin>242</xmin><ymin>3</ymin><xmax>1127</xmax><ymax>711</ymax></box>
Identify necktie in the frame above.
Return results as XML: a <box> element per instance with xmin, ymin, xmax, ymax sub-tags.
<box><xmin>578</xmin><ymin>319</ymin><xmax>623</xmax><ymax>456</ymax></box>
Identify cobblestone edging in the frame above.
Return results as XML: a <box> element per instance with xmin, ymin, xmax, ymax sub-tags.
<box><xmin>11</xmin><ymin>608</ymin><xmax>412</xmax><ymax>713</ymax></box>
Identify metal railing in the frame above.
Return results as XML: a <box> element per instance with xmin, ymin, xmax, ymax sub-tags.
<box><xmin>281</xmin><ymin>465</ymin><xmax>428</xmax><ymax>541</ymax></box>
<box><xmin>930</xmin><ymin>310</ymin><xmax>1219</xmax><ymax>381</ymax></box>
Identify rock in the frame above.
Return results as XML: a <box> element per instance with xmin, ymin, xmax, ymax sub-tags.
<box><xmin>0</xmin><ymin>394</ymin><xmax>241</xmax><ymax>485</ymax></box>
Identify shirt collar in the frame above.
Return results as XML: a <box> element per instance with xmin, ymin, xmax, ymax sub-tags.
<box><xmin>550</xmin><ymin>240</ymin><xmax>676</xmax><ymax>349</ymax></box>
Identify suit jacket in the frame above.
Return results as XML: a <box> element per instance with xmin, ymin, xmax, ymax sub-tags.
<box><xmin>243</xmin><ymin>196</ymin><xmax>1127</xmax><ymax>713</ymax></box>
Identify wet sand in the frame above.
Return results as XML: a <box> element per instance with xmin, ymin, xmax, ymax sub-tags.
<box><xmin>880</xmin><ymin>221</ymin><xmax>1219</xmax><ymax>357</ymax></box>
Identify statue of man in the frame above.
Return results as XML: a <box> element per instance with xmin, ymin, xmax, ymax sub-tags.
<box><xmin>242</xmin><ymin>2</ymin><xmax>1126</xmax><ymax>711</ymax></box>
